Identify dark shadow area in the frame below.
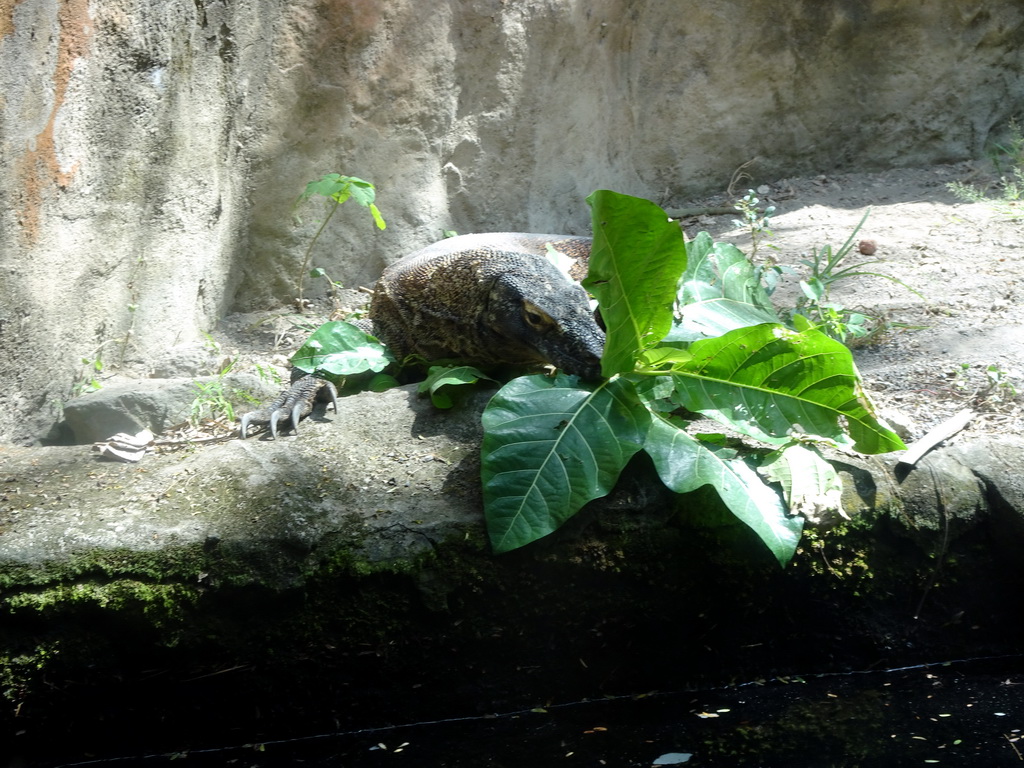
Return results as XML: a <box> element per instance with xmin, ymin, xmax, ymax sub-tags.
<box><xmin>4</xmin><ymin>474</ymin><xmax>1023</xmax><ymax>767</ymax></box>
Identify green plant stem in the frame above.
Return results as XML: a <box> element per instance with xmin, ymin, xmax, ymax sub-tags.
<box><xmin>297</xmin><ymin>199</ymin><xmax>340</xmax><ymax>302</ymax></box>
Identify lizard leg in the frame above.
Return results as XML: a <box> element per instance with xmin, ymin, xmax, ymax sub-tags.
<box><xmin>239</xmin><ymin>376</ymin><xmax>338</xmax><ymax>439</ymax></box>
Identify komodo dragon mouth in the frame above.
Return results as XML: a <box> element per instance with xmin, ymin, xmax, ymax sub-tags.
<box><xmin>240</xmin><ymin>233</ymin><xmax>605</xmax><ymax>438</ymax></box>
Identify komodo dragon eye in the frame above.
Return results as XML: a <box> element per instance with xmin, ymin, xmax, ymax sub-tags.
<box><xmin>521</xmin><ymin>301</ymin><xmax>556</xmax><ymax>331</ymax></box>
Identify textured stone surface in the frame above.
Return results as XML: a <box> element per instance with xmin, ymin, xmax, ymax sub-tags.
<box><xmin>2</xmin><ymin>0</ymin><xmax>1024</xmax><ymax>442</ymax></box>
<box><xmin>2</xmin><ymin>384</ymin><xmax>1024</xmax><ymax>761</ymax></box>
<box><xmin>60</xmin><ymin>371</ymin><xmax>278</xmax><ymax>444</ymax></box>
<box><xmin>0</xmin><ymin>385</ymin><xmax>487</xmax><ymax>568</ymax></box>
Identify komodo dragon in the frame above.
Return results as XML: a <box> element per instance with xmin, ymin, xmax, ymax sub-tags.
<box><xmin>240</xmin><ymin>233</ymin><xmax>605</xmax><ymax>438</ymax></box>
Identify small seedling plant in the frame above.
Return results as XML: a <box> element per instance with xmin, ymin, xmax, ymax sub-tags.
<box><xmin>731</xmin><ymin>195</ymin><xmax>920</xmax><ymax>345</ymax></box>
<box><xmin>951</xmin><ymin>361</ymin><xmax>1021</xmax><ymax>410</ymax></box>
<box><xmin>295</xmin><ymin>174</ymin><xmax>386</xmax><ymax>306</ymax></box>
<box><xmin>290</xmin><ymin>192</ymin><xmax>904</xmax><ymax>567</ymax></box>
<box><xmin>788</xmin><ymin>209</ymin><xmax>922</xmax><ymax>344</ymax></box>
<box><xmin>73</xmin><ymin>354</ymin><xmax>105</xmax><ymax>395</ymax></box>
<box><xmin>189</xmin><ymin>358</ymin><xmax>267</xmax><ymax>428</ymax></box>
<box><xmin>947</xmin><ymin>117</ymin><xmax>1024</xmax><ymax>219</ymax></box>
<box><xmin>190</xmin><ymin>366</ymin><xmax>239</xmax><ymax>425</ymax></box>
<box><xmin>732</xmin><ymin>189</ymin><xmax>780</xmax><ymax>269</ymax></box>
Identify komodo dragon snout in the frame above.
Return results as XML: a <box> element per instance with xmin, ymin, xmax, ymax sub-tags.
<box><xmin>240</xmin><ymin>233</ymin><xmax>606</xmax><ymax>438</ymax></box>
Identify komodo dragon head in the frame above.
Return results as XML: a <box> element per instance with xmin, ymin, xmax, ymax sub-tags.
<box><xmin>478</xmin><ymin>256</ymin><xmax>605</xmax><ymax>380</ymax></box>
<box><xmin>370</xmin><ymin>234</ymin><xmax>606</xmax><ymax>381</ymax></box>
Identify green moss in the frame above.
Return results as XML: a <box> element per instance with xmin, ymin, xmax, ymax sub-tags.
<box><xmin>797</xmin><ymin>524</ymin><xmax>875</xmax><ymax>584</ymax></box>
<box><xmin>0</xmin><ymin>546</ymin><xmax>209</xmax><ymax>591</ymax></box>
<box><xmin>5</xmin><ymin>579</ymin><xmax>197</xmax><ymax>618</ymax></box>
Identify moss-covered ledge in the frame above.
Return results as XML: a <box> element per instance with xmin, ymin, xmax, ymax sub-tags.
<box><xmin>1</xmin><ymin>385</ymin><xmax>1023</xmax><ymax>762</ymax></box>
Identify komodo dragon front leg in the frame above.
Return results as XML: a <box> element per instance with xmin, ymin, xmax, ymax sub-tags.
<box><xmin>239</xmin><ymin>232</ymin><xmax>604</xmax><ymax>439</ymax></box>
<box><xmin>239</xmin><ymin>374</ymin><xmax>338</xmax><ymax>439</ymax></box>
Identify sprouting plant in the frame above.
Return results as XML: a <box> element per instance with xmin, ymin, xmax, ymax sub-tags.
<box><xmin>729</xmin><ymin>203</ymin><xmax>919</xmax><ymax>345</ymax></box>
<box><xmin>308</xmin><ymin>266</ymin><xmax>347</xmax><ymax>315</ymax></box>
<box><xmin>732</xmin><ymin>191</ymin><xmax>776</xmax><ymax>257</ymax></box>
<box><xmin>982</xmin><ymin>364</ymin><xmax>1020</xmax><ymax>404</ymax></box>
<box><xmin>950</xmin><ymin>362</ymin><xmax>974</xmax><ymax>395</ymax></box>
<box><xmin>294</xmin><ymin>174</ymin><xmax>386</xmax><ymax>305</ymax></box>
<box><xmin>732</xmin><ymin>190</ymin><xmax>787</xmax><ymax>296</ymax></box>
<box><xmin>190</xmin><ymin>360</ymin><xmax>250</xmax><ymax>426</ymax></box>
<box><xmin>946</xmin><ymin>180</ymin><xmax>988</xmax><ymax>204</ymax></box>
<box><xmin>801</xmin><ymin>304</ymin><xmax>874</xmax><ymax>346</ymax></box>
<box><xmin>985</xmin><ymin>364</ymin><xmax>1017</xmax><ymax>391</ymax></box>
<box><xmin>947</xmin><ymin>118</ymin><xmax>1024</xmax><ymax>219</ymax></box>
<box><xmin>788</xmin><ymin>209</ymin><xmax>922</xmax><ymax>344</ymax></box>
<box><xmin>252</xmin><ymin>361</ymin><xmax>283</xmax><ymax>388</ymax></box>
<box><xmin>951</xmin><ymin>362</ymin><xmax>1021</xmax><ymax>409</ymax></box>
<box><xmin>71</xmin><ymin>337</ymin><xmax>128</xmax><ymax>396</ymax></box>
<box><xmin>201</xmin><ymin>331</ymin><xmax>220</xmax><ymax>354</ymax></box>
<box><xmin>72</xmin><ymin>355</ymin><xmax>105</xmax><ymax>396</ymax></box>
<box><xmin>987</xmin><ymin>117</ymin><xmax>1024</xmax><ymax>175</ymax></box>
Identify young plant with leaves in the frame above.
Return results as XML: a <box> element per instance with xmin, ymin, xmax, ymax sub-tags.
<box><xmin>295</xmin><ymin>174</ymin><xmax>387</xmax><ymax>304</ymax></box>
<box><xmin>732</xmin><ymin>189</ymin><xmax>781</xmax><ymax>274</ymax></box>
<box><xmin>189</xmin><ymin>359</ymin><xmax>267</xmax><ymax>428</ymax></box>
<box><xmin>480</xmin><ymin>192</ymin><xmax>904</xmax><ymax>566</ymax></box>
<box><xmin>787</xmin><ymin>209</ymin><xmax>921</xmax><ymax>344</ymax></box>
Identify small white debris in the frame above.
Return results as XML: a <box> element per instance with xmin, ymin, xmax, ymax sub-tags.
<box><xmin>652</xmin><ymin>753</ymin><xmax>693</xmax><ymax>765</ymax></box>
<box><xmin>92</xmin><ymin>429</ymin><xmax>155</xmax><ymax>462</ymax></box>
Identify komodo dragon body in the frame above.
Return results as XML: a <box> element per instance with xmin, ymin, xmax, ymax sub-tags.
<box><xmin>240</xmin><ymin>233</ymin><xmax>604</xmax><ymax>438</ymax></box>
<box><xmin>372</xmin><ymin>233</ymin><xmax>601</xmax><ymax>377</ymax></box>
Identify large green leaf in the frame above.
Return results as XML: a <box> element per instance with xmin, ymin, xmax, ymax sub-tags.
<box><xmin>666</xmin><ymin>323</ymin><xmax>905</xmax><ymax>454</ymax></box>
<box><xmin>481</xmin><ymin>374</ymin><xmax>650</xmax><ymax>552</ymax></box>
<box><xmin>643</xmin><ymin>413</ymin><xmax>802</xmax><ymax>566</ymax></box>
<box><xmin>291</xmin><ymin>321</ymin><xmax>395</xmax><ymax>378</ymax></box>
<box><xmin>583</xmin><ymin>191</ymin><xmax>687</xmax><ymax>376</ymax></box>
<box><xmin>667</xmin><ymin>233</ymin><xmax>779</xmax><ymax>342</ymax></box>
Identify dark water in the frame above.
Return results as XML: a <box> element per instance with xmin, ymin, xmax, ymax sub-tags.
<box><xmin>40</xmin><ymin>657</ymin><xmax>1024</xmax><ymax>768</ymax></box>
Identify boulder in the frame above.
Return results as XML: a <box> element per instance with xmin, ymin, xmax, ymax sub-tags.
<box><xmin>1</xmin><ymin>384</ymin><xmax>1023</xmax><ymax>760</ymax></box>
<box><xmin>59</xmin><ymin>372</ymin><xmax>279</xmax><ymax>444</ymax></box>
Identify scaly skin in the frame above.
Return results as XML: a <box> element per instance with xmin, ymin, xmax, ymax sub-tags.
<box><xmin>239</xmin><ymin>375</ymin><xmax>338</xmax><ymax>439</ymax></box>
<box><xmin>369</xmin><ymin>233</ymin><xmax>602</xmax><ymax>379</ymax></box>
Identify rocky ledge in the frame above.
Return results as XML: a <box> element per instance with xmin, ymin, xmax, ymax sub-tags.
<box><xmin>1</xmin><ymin>384</ymin><xmax>1023</xmax><ymax>762</ymax></box>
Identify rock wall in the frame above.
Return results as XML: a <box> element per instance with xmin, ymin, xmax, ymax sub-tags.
<box><xmin>1</xmin><ymin>0</ymin><xmax>1023</xmax><ymax>443</ymax></box>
